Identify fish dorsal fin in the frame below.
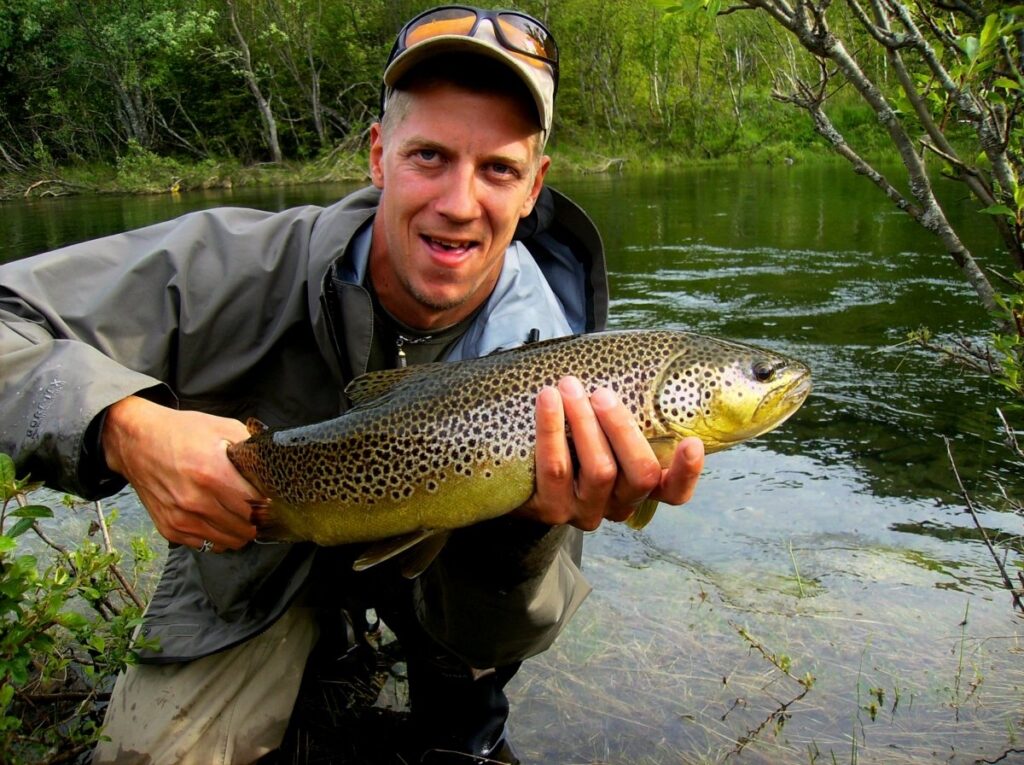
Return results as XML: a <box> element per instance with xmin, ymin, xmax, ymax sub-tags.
<box><xmin>344</xmin><ymin>364</ymin><xmax>441</xmax><ymax>407</ymax></box>
<box><xmin>352</xmin><ymin>529</ymin><xmax>450</xmax><ymax>577</ymax></box>
<box><xmin>626</xmin><ymin>497</ymin><xmax>660</xmax><ymax>530</ymax></box>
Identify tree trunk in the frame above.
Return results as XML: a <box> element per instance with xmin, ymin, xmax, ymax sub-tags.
<box><xmin>739</xmin><ymin>0</ymin><xmax>1001</xmax><ymax>314</ymax></box>
<box><xmin>227</xmin><ymin>0</ymin><xmax>283</xmax><ymax>163</ymax></box>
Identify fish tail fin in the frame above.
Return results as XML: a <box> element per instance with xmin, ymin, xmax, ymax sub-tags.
<box><xmin>625</xmin><ymin>498</ymin><xmax>660</xmax><ymax>530</ymax></box>
<box><xmin>249</xmin><ymin>498</ymin><xmax>299</xmax><ymax>542</ymax></box>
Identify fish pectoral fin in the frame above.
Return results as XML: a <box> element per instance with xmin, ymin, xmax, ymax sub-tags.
<box><xmin>625</xmin><ymin>497</ymin><xmax>660</xmax><ymax>531</ymax></box>
<box><xmin>250</xmin><ymin>499</ymin><xmax>300</xmax><ymax>542</ymax></box>
<box><xmin>647</xmin><ymin>436</ymin><xmax>682</xmax><ymax>469</ymax></box>
<box><xmin>352</xmin><ymin>529</ymin><xmax>449</xmax><ymax>576</ymax></box>
<box><xmin>245</xmin><ymin>417</ymin><xmax>270</xmax><ymax>436</ymax></box>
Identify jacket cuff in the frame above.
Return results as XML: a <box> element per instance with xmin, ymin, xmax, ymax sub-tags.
<box><xmin>78</xmin><ymin>407</ymin><xmax>127</xmax><ymax>499</ymax></box>
<box><xmin>76</xmin><ymin>384</ymin><xmax>175</xmax><ymax>500</ymax></box>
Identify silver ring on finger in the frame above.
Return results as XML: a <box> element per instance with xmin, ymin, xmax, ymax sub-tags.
<box><xmin>197</xmin><ymin>539</ymin><xmax>214</xmax><ymax>554</ymax></box>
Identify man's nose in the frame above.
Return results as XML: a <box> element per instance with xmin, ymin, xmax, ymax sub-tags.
<box><xmin>435</xmin><ymin>164</ymin><xmax>481</xmax><ymax>222</ymax></box>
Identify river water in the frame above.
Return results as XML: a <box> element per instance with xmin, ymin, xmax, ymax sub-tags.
<box><xmin>2</xmin><ymin>163</ymin><xmax>1023</xmax><ymax>764</ymax></box>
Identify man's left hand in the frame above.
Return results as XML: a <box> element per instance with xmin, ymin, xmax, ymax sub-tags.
<box><xmin>517</xmin><ymin>376</ymin><xmax>705</xmax><ymax>530</ymax></box>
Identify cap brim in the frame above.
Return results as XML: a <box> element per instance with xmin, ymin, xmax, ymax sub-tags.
<box><xmin>383</xmin><ymin>35</ymin><xmax>552</xmax><ymax>134</ymax></box>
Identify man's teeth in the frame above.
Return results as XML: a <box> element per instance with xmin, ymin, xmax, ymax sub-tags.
<box><xmin>430</xmin><ymin>237</ymin><xmax>472</xmax><ymax>250</ymax></box>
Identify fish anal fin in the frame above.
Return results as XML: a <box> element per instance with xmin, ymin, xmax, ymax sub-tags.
<box><xmin>352</xmin><ymin>529</ymin><xmax>449</xmax><ymax>576</ymax></box>
<box><xmin>626</xmin><ymin>497</ymin><xmax>660</xmax><ymax>531</ymax></box>
<box><xmin>400</xmin><ymin>531</ymin><xmax>450</xmax><ymax>579</ymax></box>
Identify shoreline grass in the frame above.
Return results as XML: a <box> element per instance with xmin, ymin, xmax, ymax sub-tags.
<box><xmin>0</xmin><ymin>139</ymin><xmax>890</xmax><ymax>203</ymax></box>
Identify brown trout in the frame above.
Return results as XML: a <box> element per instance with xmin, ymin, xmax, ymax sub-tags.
<box><xmin>227</xmin><ymin>330</ymin><xmax>811</xmax><ymax>549</ymax></box>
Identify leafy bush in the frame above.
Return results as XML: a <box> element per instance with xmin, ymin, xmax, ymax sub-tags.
<box><xmin>0</xmin><ymin>454</ymin><xmax>157</xmax><ymax>764</ymax></box>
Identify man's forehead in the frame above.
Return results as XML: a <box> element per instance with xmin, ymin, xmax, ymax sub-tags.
<box><xmin>386</xmin><ymin>84</ymin><xmax>541</xmax><ymax>163</ymax></box>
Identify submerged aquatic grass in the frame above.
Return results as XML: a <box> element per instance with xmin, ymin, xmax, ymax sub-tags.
<box><xmin>507</xmin><ymin>516</ymin><xmax>1024</xmax><ymax>764</ymax></box>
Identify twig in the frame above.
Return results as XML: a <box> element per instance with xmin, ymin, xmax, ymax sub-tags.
<box><xmin>944</xmin><ymin>437</ymin><xmax>1024</xmax><ymax>613</ymax></box>
<box><xmin>728</xmin><ymin>621</ymin><xmax>814</xmax><ymax>757</ymax></box>
<box><xmin>93</xmin><ymin>500</ymin><xmax>144</xmax><ymax>610</ymax></box>
<box><xmin>996</xmin><ymin>408</ymin><xmax>1024</xmax><ymax>461</ymax></box>
<box><xmin>25</xmin><ymin>518</ymin><xmax>77</xmax><ymax>575</ymax></box>
<box><xmin>729</xmin><ymin>684</ymin><xmax>811</xmax><ymax>758</ymax></box>
<box><xmin>18</xmin><ymin>690</ymin><xmax>109</xmax><ymax>703</ymax></box>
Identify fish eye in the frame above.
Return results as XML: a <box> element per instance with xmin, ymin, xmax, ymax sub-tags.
<box><xmin>752</xmin><ymin>361</ymin><xmax>776</xmax><ymax>382</ymax></box>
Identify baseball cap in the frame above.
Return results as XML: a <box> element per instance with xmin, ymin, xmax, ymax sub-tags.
<box><xmin>381</xmin><ymin>6</ymin><xmax>559</xmax><ymax>135</ymax></box>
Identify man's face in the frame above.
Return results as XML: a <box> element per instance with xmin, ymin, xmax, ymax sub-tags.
<box><xmin>368</xmin><ymin>81</ymin><xmax>550</xmax><ymax>330</ymax></box>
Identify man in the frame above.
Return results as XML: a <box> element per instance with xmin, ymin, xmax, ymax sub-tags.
<box><xmin>0</xmin><ymin>6</ymin><xmax>704</xmax><ymax>764</ymax></box>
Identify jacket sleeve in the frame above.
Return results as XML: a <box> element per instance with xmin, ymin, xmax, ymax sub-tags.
<box><xmin>0</xmin><ymin>205</ymin><xmax>323</xmax><ymax>499</ymax></box>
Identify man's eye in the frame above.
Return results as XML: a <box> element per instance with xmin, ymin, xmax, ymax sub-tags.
<box><xmin>490</xmin><ymin>163</ymin><xmax>517</xmax><ymax>177</ymax></box>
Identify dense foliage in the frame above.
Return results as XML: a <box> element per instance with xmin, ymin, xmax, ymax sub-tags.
<box><xmin>0</xmin><ymin>0</ymin><xmax>868</xmax><ymax>172</ymax></box>
<box><xmin>0</xmin><ymin>455</ymin><xmax>157</xmax><ymax>764</ymax></box>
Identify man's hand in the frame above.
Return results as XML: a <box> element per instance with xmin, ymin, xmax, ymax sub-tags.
<box><xmin>102</xmin><ymin>396</ymin><xmax>260</xmax><ymax>552</ymax></box>
<box><xmin>518</xmin><ymin>376</ymin><xmax>704</xmax><ymax>530</ymax></box>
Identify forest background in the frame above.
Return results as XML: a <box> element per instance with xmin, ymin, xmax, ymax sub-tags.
<box><xmin>0</xmin><ymin>0</ymin><xmax>902</xmax><ymax>195</ymax></box>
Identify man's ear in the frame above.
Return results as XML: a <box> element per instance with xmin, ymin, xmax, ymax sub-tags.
<box><xmin>521</xmin><ymin>154</ymin><xmax>552</xmax><ymax>218</ymax></box>
<box><xmin>369</xmin><ymin>123</ymin><xmax>385</xmax><ymax>189</ymax></box>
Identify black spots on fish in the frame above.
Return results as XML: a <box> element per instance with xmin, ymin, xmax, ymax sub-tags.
<box><xmin>255</xmin><ymin>330</ymin><xmax>734</xmax><ymax>508</ymax></box>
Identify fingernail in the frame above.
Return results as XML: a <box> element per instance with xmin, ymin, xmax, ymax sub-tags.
<box><xmin>682</xmin><ymin>438</ymin><xmax>704</xmax><ymax>462</ymax></box>
<box><xmin>590</xmin><ymin>386</ymin><xmax>616</xmax><ymax>409</ymax></box>
<box><xmin>559</xmin><ymin>376</ymin><xmax>586</xmax><ymax>398</ymax></box>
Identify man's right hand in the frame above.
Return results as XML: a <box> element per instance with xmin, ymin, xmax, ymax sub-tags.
<box><xmin>101</xmin><ymin>396</ymin><xmax>260</xmax><ymax>552</ymax></box>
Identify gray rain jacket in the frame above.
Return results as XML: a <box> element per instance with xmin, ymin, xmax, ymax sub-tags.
<box><xmin>0</xmin><ymin>185</ymin><xmax>608</xmax><ymax>666</ymax></box>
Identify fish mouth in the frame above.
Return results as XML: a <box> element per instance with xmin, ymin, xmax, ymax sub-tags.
<box><xmin>784</xmin><ymin>374</ymin><xmax>812</xmax><ymax>407</ymax></box>
<box><xmin>749</xmin><ymin>370</ymin><xmax>812</xmax><ymax>429</ymax></box>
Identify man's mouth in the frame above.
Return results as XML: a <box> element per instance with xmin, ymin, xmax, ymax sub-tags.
<box><xmin>423</xmin><ymin>235</ymin><xmax>479</xmax><ymax>255</ymax></box>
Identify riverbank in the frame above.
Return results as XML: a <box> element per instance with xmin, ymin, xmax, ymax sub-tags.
<box><xmin>0</xmin><ymin>138</ymin><xmax>842</xmax><ymax>201</ymax></box>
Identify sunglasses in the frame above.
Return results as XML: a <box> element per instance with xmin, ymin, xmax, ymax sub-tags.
<box><xmin>386</xmin><ymin>5</ymin><xmax>559</xmax><ymax>88</ymax></box>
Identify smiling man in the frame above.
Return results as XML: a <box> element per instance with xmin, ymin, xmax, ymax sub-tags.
<box><xmin>368</xmin><ymin>76</ymin><xmax>550</xmax><ymax>328</ymax></box>
<box><xmin>0</xmin><ymin>6</ymin><xmax>703</xmax><ymax>764</ymax></box>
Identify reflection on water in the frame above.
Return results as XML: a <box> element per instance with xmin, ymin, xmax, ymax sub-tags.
<box><xmin>3</xmin><ymin>164</ymin><xmax>1024</xmax><ymax>763</ymax></box>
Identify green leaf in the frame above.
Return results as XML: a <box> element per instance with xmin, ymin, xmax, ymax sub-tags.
<box><xmin>979</xmin><ymin>14</ymin><xmax>999</xmax><ymax>52</ymax></box>
<box><xmin>959</xmin><ymin>35</ymin><xmax>980</xmax><ymax>62</ymax></box>
<box><xmin>0</xmin><ymin>454</ymin><xmax>14</xmax><ymax>499</ymax></box>
<box><xmin>980</xmin><ymin>204</ymin><xmax>1016</xmax><ymax>216</ymax></box>
<box><xmin>59</xmin><ymin>611</ymin><xmax>90</xmax><ymax>631</ymax></box>
<box><xmin>7</xmin><ymin>518</ymin><xmax>35</xmax><ymax>539</ymax></box>
<box><xmin>994</xmin><ymin>76</ymin><xmax>1022</xmax><ymax>91</ymax></box>
<box><xmin>10</xmin><ymin>504</ymin><xmax>53</xmax><ymax>520</ymax></box>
